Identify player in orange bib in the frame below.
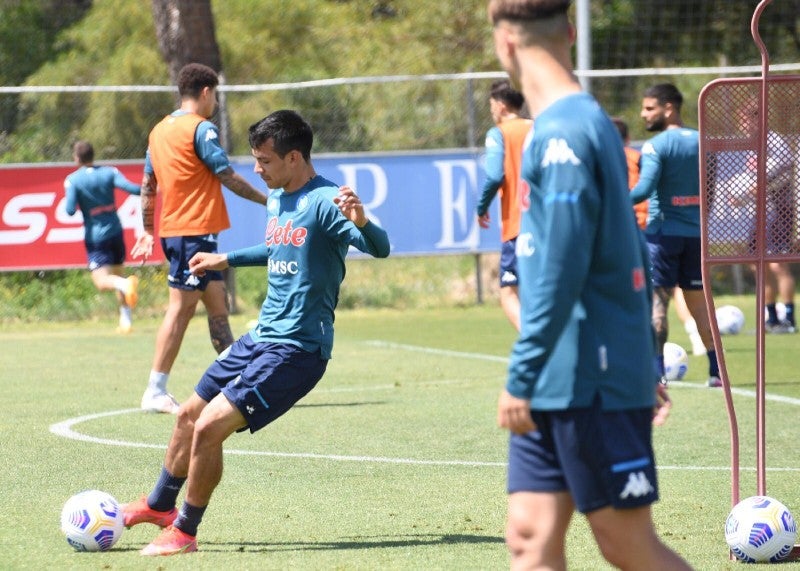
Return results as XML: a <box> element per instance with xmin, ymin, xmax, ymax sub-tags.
<box><xmin>131</xmin><ymin>63</ymin><xmax>267</xmax><ymax>414</ymax></box>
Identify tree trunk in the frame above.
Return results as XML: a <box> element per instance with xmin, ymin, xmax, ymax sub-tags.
<box><xmin>150</xmin><ymin>0</ymin><xmax>237</xmax><ymax>312</ymax></box>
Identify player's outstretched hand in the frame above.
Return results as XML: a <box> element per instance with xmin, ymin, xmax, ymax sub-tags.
<box><xmin>189</xmin><ymin>252</ymin><xmax>229</xmax><ymax>277</ymax></box>
<box><xmin>131</xmin><ymin>233</ymin><xmax>154</xmax><ymax>262</ymax></box>
<box><xmin>497</xmin><ymin>389</ymin><xmax>536</xmax><ymax>434</ymax></box>
<box><xmin>333</xmin><ymin>185</ymin><xmax>368</xmax><ymax>227</ymax></box>
<box><xmin>478</xmin><ymin>212</ymin><xmax>491</xmax><ymax>229</ymax></box>
<box><xmin>653</xmin><ymin>383</ymin><xmax>672</xmax><ymax>426</ymax></box>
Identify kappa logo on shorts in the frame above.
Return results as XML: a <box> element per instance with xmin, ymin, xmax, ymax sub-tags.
<box><xmin>246</xmin><ymin>405</ymin><xmax>255</xmax><ymax>415</ymax></box>
<box><xmin>184</xmin><ymin>274</ymin><xmax>200</xmax><ymax>287</ymax></box>
<box><xmin>619</xmin><ymin>471</ymin><xmax>655</xmax><ymax>499</ymax></box>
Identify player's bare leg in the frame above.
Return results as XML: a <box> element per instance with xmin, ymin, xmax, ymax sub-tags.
<box><xmin>152</xmin><ymin>288</ymin><xmax>203</xmax><ymax>373</ymax></box>
<box><xmin>500</xmin><ymin>285</ymin><xmax>521</xmax><ymax>332</ymax></box>
<box><xmin>506</xmin><ymin>491</ymin><xmax>573</xmax><ymax>570</ymax></box>
<box><xmin>163</xmin><ymin>393</ymin><xmax>210</xmax><ymax>478</ymax></box>
<box><xmin>183</xmin><ymin>393</ymin><xmax>246</xmax><ymax>508</ymax></box>
<box><xmin>652</xmin><ymin>286</ymin><xmax>673</xmax><ymax>354</ymax></box>
<box><xmin>587</xmin><ymin>505</ymin><xmax>691</xmax><ymax>570</ymax></box>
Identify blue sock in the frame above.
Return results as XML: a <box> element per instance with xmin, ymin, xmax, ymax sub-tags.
<box><xmin>707</xmin><ymin>349</ymin><xmax>719</xmax><ymax>377</ymax></box>
<box><xmin>175</xmin><ymin>501</ymin><xmax>206</xmax><ymax>536</ymax></box>
<box><xmin>147</xmin><ymin>466</ymin><xmax>186</xmax><ymax>512</ymax></box>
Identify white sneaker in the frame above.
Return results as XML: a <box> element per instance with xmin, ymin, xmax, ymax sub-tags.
<box><xmin>141</xmin><ymin>391</ymin><xmax>180</xmax><ymax>414</ymax></box>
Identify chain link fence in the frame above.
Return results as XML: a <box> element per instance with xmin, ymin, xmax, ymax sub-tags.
<box><xmin>7</xmin><ymin>67</ymin><xmax>800</xmax><ymax>164</ymax></box>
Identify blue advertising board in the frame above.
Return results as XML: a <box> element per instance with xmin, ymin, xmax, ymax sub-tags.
<box><xmin>219</xmin><ymin>150</ymin><xmax>502</xmax><ymax>256</ymax></box>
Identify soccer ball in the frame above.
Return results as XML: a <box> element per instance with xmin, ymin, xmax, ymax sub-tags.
<box><xmin>725</xmin><ymin>495</ymin><xmax>797</xmax><ymax>563</ymax></box>
<box><xmin>663</xmin><ymin>342</ymin><xmax>689</xmax><ymax>381</ymax></box>
<box><xmin>60</xmin><ymin>490</ymin><xmax>124</xmax><ymax>552</ymax></box>
<box><xmin>717</xmin><ymin>305</ymin><xmax>745</xmax><ymax>335</ymax></box>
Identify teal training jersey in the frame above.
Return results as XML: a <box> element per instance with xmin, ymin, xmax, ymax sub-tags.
<box><xmin>64</xmin><ymin>165</ymin><xmax>140</xmax><ymax>243</ymax></box>
<box><xmin>226</xmin><ymin>175</ymin><xmax>390</xmax><ymax>359</ymax></box>
<box><xmin>629</xmin><ymin>127</ymin><xmax>700</xmax><ymax>237</ymax></box>
<box><xmin>507</xmin><ymin>92</ymin><xmax>655</xmax><ymax>411</ymax></box>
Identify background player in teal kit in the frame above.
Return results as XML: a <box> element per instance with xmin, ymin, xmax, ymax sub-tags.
<box><xmin>64</xmin><ymin>140</ymin><xmax>140</xmax><ymax>333</ymax></box>
<box><xmin>121</xmin><ymin>110</ymin><xmax>390</xmax><ymax>556</ymax></box>
<box><xmin>489</xmin><ymin>1</ymin><xmax>689</xmax><ymax>569</ymax></box>
<box><xmin>630</xmin><ymin>83</ymin><xmax>721</xmax><ymax>387</ymax></box>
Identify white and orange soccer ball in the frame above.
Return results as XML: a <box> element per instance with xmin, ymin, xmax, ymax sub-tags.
<box><xmin>725</xmin><ymin>496</ymin><xmax>797</xmax><ymax>563</ymax></box>
<box><xmin>60</xmin><ymin>490</ymin><xmax>124</xmax><ymax>552</ymax></box>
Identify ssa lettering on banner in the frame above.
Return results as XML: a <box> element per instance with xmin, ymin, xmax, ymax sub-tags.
<box><xmin>0</xmin><ymin>164</ymin><xmax>160</xmax><ymax>271</ymax></box>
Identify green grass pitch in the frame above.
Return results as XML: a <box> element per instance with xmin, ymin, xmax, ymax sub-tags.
<box><xmin>2</xmin><ymin>297</ymin><xmax>800</xmax><ymax>569</ymax></box>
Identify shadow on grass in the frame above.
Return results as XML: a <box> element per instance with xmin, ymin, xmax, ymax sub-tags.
<box><xmin>200</xmin><ymin>533</ymin><xmax>504</xmax><ymax>553</ymax></box>
<box><xmin>295</xmin><ymin>401</ymin><xmax>388</xmax><ymax>408</ymax></box>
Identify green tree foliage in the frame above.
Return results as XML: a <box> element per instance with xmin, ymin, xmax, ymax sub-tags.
<box><xmin>2</xmin><ymin>0</ymin><xmax>799</xmax><ymax>161</ymax></box>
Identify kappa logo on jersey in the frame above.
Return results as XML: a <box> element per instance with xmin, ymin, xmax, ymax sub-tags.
<box><xmin>619</xmin><ymin>471</ymin><xmax>655</xmax><ymax>499</ymax></box>
<box><xmin>541</xmin><ymin>138</ymin><xmax>581</xmax><ymax>167</ymax></box>
<box><xmin>641</xmin><ymin>142</ymin><xmax>656</xmax><ymax>155</ymax></box>
<box><xmin>205</xmin><ymin>128</ymin><xmax>219</xmax><ymax>142</ymax></box>
<box><xmin>265</xmin><ymin>217</ymin><xmax>308</xmax><ymax>246</ymax></box>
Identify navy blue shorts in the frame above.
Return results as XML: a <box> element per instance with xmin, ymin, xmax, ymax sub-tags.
<box><xmin>86</xmin><ymin>234</ymin><xmax>126</xmax><ymax>270</ymax></box>
<box><xmin>499</xmin><ymin>238</ymin><xmax>519</xmax><ymax>288</ymax></box>
<box><xmin>196</xmin><ymin>335</ymin><xmax>328</xmax><ymax>433</ymax></box>
<box><xmin>646</xmin><ymin>233</ymin><xmax>703</xmax><ymax>290</ymax></box>
<box><xmin>507</xmin><ymin>402</ymin><xmax>659</xmax><ymax>514</ymax></box>
<box><xmin>161</xmin><ymin>234</ymin><xmax>223</xmax><ymax>291</ymax></box>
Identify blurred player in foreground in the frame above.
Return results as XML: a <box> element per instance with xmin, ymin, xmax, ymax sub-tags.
<box><xmin>64</xmin><ymin>140</ymin><xmax>140</xmax><ymax>333</ymax></box>
<box><xmin>630</xmin><ymin>83</ymin><xmax>721</xmax><ymax>387</ymax></box>
<box><xmin>122</xmin><ymin>110</ymin><xmax>390</xmax><ymax>556</ymax></box>
<box><xmin>488</xmin><ymin>0</ymin><xmax>689</xmax><ymax>569</ymax></box>
<box><xmin>477</xmin><ymin>79</ymin><xmax>532</xmax><ymax>331</ymax></box>
<box><xmin>131</xmin><ymin>63</ymin><xmax>268</xmax><ymax>414</ymax></box>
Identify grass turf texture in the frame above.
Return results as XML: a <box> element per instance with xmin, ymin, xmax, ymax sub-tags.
<box><xmin>3</xmin><ymin>297</ymin><xmax>800</xmax><ymax>569</ymax></box>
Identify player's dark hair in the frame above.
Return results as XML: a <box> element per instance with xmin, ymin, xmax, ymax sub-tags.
<box><xmin>644</xmin><ymin>83</ymin><xmax>684</xmax><ymax>111</ymax></box>
<box><xmin>248</xmin><ymin>110</ymin><xmax>313</xmax><ymax>161</ymax></box>
<box><xmin>73</xmin><ymin>140</ymin><xmax>94</xmax><ymax>163</ymax></box>
<box><xmin>488</xmin><ymin>0</ymin><xmax>571</xmax><ymax>24</ymax></box>
<box><xmin>177</xmin><ymin>63</ymin><xmax>219</xmax><ymax>99</ymax></box>
<box><xmin>490</xmin><ymin>79</ymin><xmax>525</xmax><ymax>111</ymax></box>
<box><xmin>611</xmin><ymin>117</ymin><xmax>628</xmax><ymax>140</ymax></box>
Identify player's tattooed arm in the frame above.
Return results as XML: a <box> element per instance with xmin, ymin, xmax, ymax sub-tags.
<box><xmin>140</xmin><ymin>172</ymin><xmax>157</xmax><ymax>235</ymax></box>
<box><xmin>217</xmin><ymin>167</ymin><xmax>268</xmax><ymax>205</ymax></box>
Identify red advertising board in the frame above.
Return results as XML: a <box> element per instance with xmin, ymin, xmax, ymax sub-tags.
<box><xmin>0</xmin><ymin>163</ymin><xmax>164</xmax><ymax>271</ymax></box>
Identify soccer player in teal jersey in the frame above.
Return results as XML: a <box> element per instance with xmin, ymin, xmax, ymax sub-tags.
<box><xmin>630</xmin><ymin>83</ymin><xmax>721</xmax><ymax>387</ymax></box>
<box><xmin>64</xmin><ymin>140</ymin><xmax>140</xmax><ymax>332</ymax></box>
<box><xmin>121</xmin><ymin>110</ymin><xmax>390</xmax><ymax>556</ymax></box>
<box><xmin>489</xmin><ymin>1</ymin><xmax>689</xmax><ymax>569</ymax></box>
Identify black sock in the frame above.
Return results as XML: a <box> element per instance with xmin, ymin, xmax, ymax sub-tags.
<box><xmin>708</xmin><ymin>349</ymin><xmax>719</xmax><ymax>377</ymax></box>
<box><xmin>175</xmin><ymin>501</ymin><xmax>206</xmax><ymax>537</ymax></box>
<box><xmin>147</xmin><ymin>466</ymin><xmax>186</xmax><ymax>512</ymax></box>
<box><xmin>767</xmin><ymin>303</ymin><xmax>778</xmax><ymax>324</ymax></box>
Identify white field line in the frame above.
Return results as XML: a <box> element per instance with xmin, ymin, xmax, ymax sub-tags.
<box><xmin>47</xmin><ymin>340</ymin><xmax>800</xmax><ymax>471</ymax></box>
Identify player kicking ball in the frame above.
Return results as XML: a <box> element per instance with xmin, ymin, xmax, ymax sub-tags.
<box><xmin>121</xmin><ymin>110</ymin><xmax>390</xmax><ymax>555</ymax></box>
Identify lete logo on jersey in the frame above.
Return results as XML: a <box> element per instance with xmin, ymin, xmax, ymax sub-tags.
<box><xmin>265</xmin><ymin>218</ymin><xmax>307</xmax><ymax>246</ymax></box>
